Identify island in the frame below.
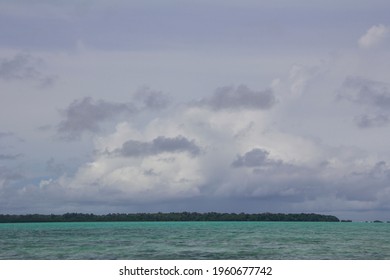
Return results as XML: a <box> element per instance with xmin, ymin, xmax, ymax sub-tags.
<box><xmin>0</xmin><ymin>212</ymin><xmax>340</xmax><ymax>223</ymax></box>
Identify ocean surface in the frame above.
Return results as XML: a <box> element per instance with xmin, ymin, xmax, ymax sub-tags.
<box><xmin>0</xmin><ymin>221</ymin><xmax>389</xmax><ymax>259</ymax></box>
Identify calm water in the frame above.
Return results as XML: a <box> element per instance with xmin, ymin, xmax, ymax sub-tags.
<box><xmin>0</xmin><ymin>222</ymin><xmax>389</xmax><ymax>259</ymax></box>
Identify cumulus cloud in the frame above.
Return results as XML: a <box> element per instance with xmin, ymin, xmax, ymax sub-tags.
<box><xmin>358</xmin><ymin>24</ymin><xmax>390</xmax><ymax>49</ymax></box>
<box><xmin>1</xmin><ymin>74</ymin><xmax>388</xmax><ymax>217</ymax></box>
<box><xmin>0</xmin><ymin>53</ymin><xmax>56</xmax><ymax>86</ymax></box>
<box><xmin>56</xmin><ymin>87</ymin><xmax>172</xmax><ymax>141</ymax></box>
<box><xmin>4</xmin><ymin>103</ymin><xmax>390</xmax><ymax>217</ymax></box>
<box><xmin>39</xmin><ymin>105</ymin><xmax>373</xmax><ymax>213</ymax></box>
<box><xmin>115</xmin><ymin>136</ymin><xmax>201</xmax><ymax>158</ymax></box>
<box><xmin>57</xmin><ymin>97</ymin><xmax>136</xmax><ymax>140</ymax></box>
<box><xmin>196</xmin><ymin>85</ymin><xmax>276</xmax><ymax>111</ymax></box>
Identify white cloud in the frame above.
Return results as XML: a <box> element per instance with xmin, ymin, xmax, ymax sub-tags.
<box><xmin>26</xmin><ymin>96</ymin><xmax>386</xmax><ymax>213</ymax></box>
<box><xmin>358</xmin><ymin>24</ymin><xmax>390</xmax><ymax>49</ymax></box>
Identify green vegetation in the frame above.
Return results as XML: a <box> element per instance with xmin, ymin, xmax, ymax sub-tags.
<box><xmin>0</xmin><ymin>212</ymin><xmax>339</xmax><ymax>223</ymax></box>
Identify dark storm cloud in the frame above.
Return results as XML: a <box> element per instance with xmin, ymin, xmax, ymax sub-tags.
<box><xmin>133</xmin><ymin>87</ymin><xmax>170</xmax><ymax>110</ymax></box>
<box><xmin>117</xmin><ymin>136</ymin><xmax>201</xmax><ymax>157</ymax></box>
<box><xmin>232</xmin><ymin>148</ymin><xmax>281</xmax><ymax>168</ymax></box>
<box><xmin>57</xmin><ymin>97</ymin><xmax>136</xmax><ymax>141</ymax></box>
<box><xmin>354</xmin><ymin>114</ymin><xmax>389</xmax><ymax>128</ymax></box>
<box><xmin>0</xmin><ymin>53</ymin><xmax>56</xmax><ymax>86</ymax></box>
<box><xmin>340</xmin><ymin>76</ymin><xmax>390</xmax><ymax>109</ymax></box>
<box><xmin>197</xmin><ymin>85</ymin><xmax>276</xmax><ymax>111</ymax></box>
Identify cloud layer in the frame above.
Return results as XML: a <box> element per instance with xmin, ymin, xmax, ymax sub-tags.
<box><xmin>1</xmin><ymin>1</ymin><xmax>390</xmax><ymax>221</ymax></box>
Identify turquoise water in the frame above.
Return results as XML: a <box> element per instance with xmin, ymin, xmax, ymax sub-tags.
<box><xmin>0</xmin><ymin>222</ymin><xmax>389</xmax><ymax>259</ymax></box>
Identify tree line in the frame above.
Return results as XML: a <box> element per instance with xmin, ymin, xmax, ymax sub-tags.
<box><xmin>0</xmin><ymin>212</ymin><xmax>340</xmax><ymax>223</ymax></box>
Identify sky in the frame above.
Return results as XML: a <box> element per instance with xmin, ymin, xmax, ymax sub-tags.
<box><xmin>1</xmin><ymin>0</ymin><xmax>390</xmax><ymax>221</ymax></box>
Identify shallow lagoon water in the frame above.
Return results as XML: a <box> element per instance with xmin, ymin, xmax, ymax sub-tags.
<box><xmin>0</xmin><ymin>222</ymin><xmax>389</xmax><ymax>259</ymax></box>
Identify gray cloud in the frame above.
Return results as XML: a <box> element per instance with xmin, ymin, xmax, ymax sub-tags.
<box><xmin>36</xmin><ymin>124</ymin><xmax>53</xmax><ymax>132</ymax></box>
<box><xmin>133</xmin><ymin>87</ymin><xmax>170</xmax><ymax>110</ymax></box>
<box><xmin>1</xmin><ymin>3</ymin><xmax>390</xmax><ymax>222</ymax></box>
<box><xmin>118</xmin><ymin>140</ymin><xmax>151</xmax><ymax>157</ymax></box>
<box><xmin>0</xmin><ymin>154</ymin><xmax>22</xmax><ymax>160</ymax></box>
<box><xmin>354</xmin><ymin>114</ymin><xmax>389</xmax><ymax>128</ymax></box>
<box><xmin>197</xmin><ymin>85</ymin><xmax>276</xmax><ymax>111</ymax></box>
<box><xmin>369</xmin><ymin>161</ymin><xmax>390</xmax><ymax>178</ymax></box>
<box><xmin>339</xmin><ymin>77</ymin><xmax>390</xmax><ymax>129</ymax></box>
<box><xmin>0</xmin><ymin>53</ymin><xmax>39</xmax><ymax>80</ymax></box>
<box><xmin>335</xmin><ymin>161</ymin><xmax>390</xmax><ymax>203</ymax></box>
<box><xmin>232</xmin><ymin>148</ymin><xmax>281</xmax><ymax>168</ymax></box>
<box><xmin>57</xmin><ymin>97</ymin><xmax>136</xmax><ymax>141</ymax></box>
<box><xmin>0</xmin><ymin>132</ymin><xmax>13</xmax><ymax>138</ymax></box>
<box><xmin>339</xmin><ymin>76</ymin><xmax>390</xmax><ymax>109</ymax></box>
<box><xmin>0</xmin><ymin>53</ymin><xmax>56</xmax><ymax>87</ymax></box>
<box><xmin>0</xmin><ymin>166</ymin><xmax>23</xmax><ymax>189</ymax></box>
<box><xmin>117</xmin><ymin>135</ymin><xmax>201</xmax><ymax>157</ymax></box>
<box><xmin>46</xmin><ymin>158</ymin><xmax>66</xmax><ymax>176</ymax></box>
<box><xmin>37</xmin><ymin>75</ymin><xmax>58</xmax><ymax>89</ymax></box>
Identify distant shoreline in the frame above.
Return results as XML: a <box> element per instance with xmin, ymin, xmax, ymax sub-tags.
<box><xmin>0</xmin><ymin>212</ymin><xmax>340</xmax><ymax>223</ymax></box>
